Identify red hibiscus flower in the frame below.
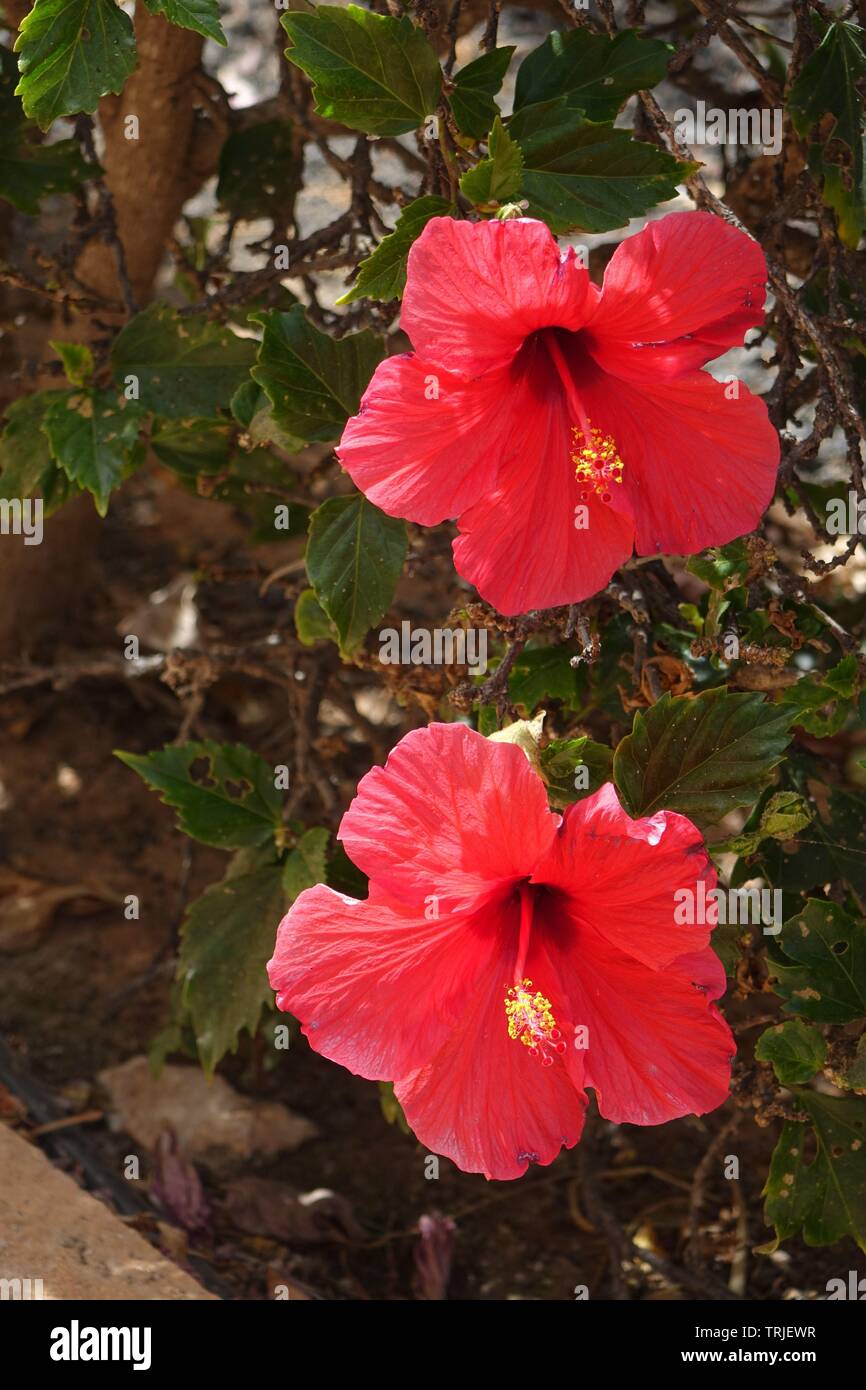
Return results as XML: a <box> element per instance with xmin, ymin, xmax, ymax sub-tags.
<box><xmin>338</xmin><ymin>211</ymin><xmax>779</xmax><ymax>616</ymax></box>
<box><xmin>268</xmin><ymin>723</ymin><xmax>734</xmax><ymax>1181</ymax></box>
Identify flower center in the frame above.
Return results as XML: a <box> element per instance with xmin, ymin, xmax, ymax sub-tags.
<box><xmin>505</xmin><ymin>979</ymin><xmax>565</xmax><ymax>1066</ymax></box>
<box><xmin>504</xmin><ymin>884</ymin><xmax>566</xmax><ymax>1066</ymax></box>
<box><xmin>571</xmin><ymin>421</ymin><xmax>624</xmax><ymax>503</ymax></box>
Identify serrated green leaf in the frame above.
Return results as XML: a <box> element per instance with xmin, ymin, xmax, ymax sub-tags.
<box><xmin>0</xmin><ymin>390</ymin><xmax>74</xmax><ymax>514</ymax></box>
<box><xmin>42</xmin><ymin>389</ymin><xmax>144</xmax><ymax>516</ymax></box>
<box><xmin>763</xmin><ymin>1092</ymin><xmax>866</xmax><ymax>1254</ymax></box>
<box><xmin>757</xmin><ymin>786</ymin><xmax>866</xmax><ymax>911</ymax></box>
<box><xmin>250</xmin><ymin>305</ymin><xmax>384</xmax><ymax>444</ymax></box>
<box><xmin>613</xmin><ymin>687</ymin><xmax>794</xmax><ymax>829</ymax></box>
<box><xmin>50</xmin><ymin>339</ymin><xmax>94</xmax><ymax>388</ymax></box>
<box><xmin>755</xmin><ymin>1019</ymin><xmax>827</xmax><ymax>1085</ymax></box>
<box><xmin>141</xmin><ymin>0</ymin><xmax>226</xmax><ymax>45</ymax></box>
<box><xmin>111</xmin><ymin>304</ymin><xmax>256</xmax><ymax>419</ymax></box>
<box><xmin>116</xmin><ymin>741</ymin><xmax>284</xmax><ymax>850</ymax></box>
<box><xmin>178</xmin><ymin>862</ymin><xmax>285</xmax><ymax>1075</ymax></box>
<box><xmin>514</xmin><ymin>27</ymin><xmax>672</xmax><ymax>121</ymax></box>
<box><xmin>538</xmin><ymin>735</ymin><xmax>613</xmax><ymax>808</ymax></box>
<box><xmin>716</xmin><ymin>791</ymin><xmax>814</xmax><ymax>857</ymax></box>
<box><xmin>282</xmin><ymin>4</ymin><xmax>441</xmax><ymax>137</ymax></box>
<box><xmin>216</xmin><ymin>120</ymin><xmax>297</xmax><ymax>220</ymax></box>
<box><xmin>450</xmin><ymin>45</ymin><xmax>514</xmax><ymax>140</ymax></box>
<box><xmin>768</xmin><ymin>898</ymin><xmax>866</xmax><ymax>1024</ymax></box>
<box><xmin>338</xmin><ymin>195</ymin><xmax>451</xmax><ymax>304</ymax></box>
<box><xmin>306</xmin><ymin>492</ymin><xmax>407</xmax><ymax>655</ymax></box>
<box><xmin>686</xmin><ymin>539</ymin><xmax>753</xmax><ymax>591</ymax></box>
<box><xmin>14</xmin><ymin>0</ymin><xmax>137</xmax><ymax>130</ymax></box>
<box><xmin>460</xmin><ymin>116</ymin><xmax>523</xmax><ymax>206</ymax></box>
<box><xmin>507</xmin><ymin>99</ymin><xmax>692</xmax><ymax>234</ymax></box>
<box><xmin>788</xmin><ymin>21</ymin><xmax>866</xmax><ymax>248</ymax></box>
<box><xmin>283</xmin><ymin>826</ymin><xmax>329</xmax><ymax>900</ymax></box>
<box><xmin>294</xmin><ymin>587</ymin><xmax>337</xmax><ymax>646</ymax></box>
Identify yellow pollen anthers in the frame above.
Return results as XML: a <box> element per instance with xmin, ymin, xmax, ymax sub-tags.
<box><xmin>571</xmin><ymin>421</ymin><xmax>624</xmax><ymax>503</ymax></box>
<box><xmin>505</xmin><ymin>978</ymin><xmax>567</xmax><ymax>1067</ymax></box>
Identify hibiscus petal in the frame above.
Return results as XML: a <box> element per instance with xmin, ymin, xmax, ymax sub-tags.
<box><xmin>338</xmin><ymin>353</ymin><xmax>509</xmax><ymax>525</ymax></box>
<box><xmin>551</xmin><ymin>927</ymin><xmax>734</xmax><ymax>1126</ymax></box>
<box><xmin>531</xmin><ymin>783</ymin><xmax>717</xmax><ymax>970</ymax></box>
<box><xmin>396</xmin><ymin>950</ymin><xmax>586</xmax><ymax>1180</ymax></box>
<box><xmin>339</xmin><ymin>722</ymin><xmax>558</xmax><ymax>910</ymax></box>
<box><xmin>268</xmin><ymin>882</ymin><xmax>500</xmax><ymax>1081</ymax></box>
<box><xmin>575</xmin><ymin>365</ymin><xmax>779</xmax><ymax>556</ymax></box>
<box><xmin>585</xmin><ymin>210</ymin><xmax>767</xmax><ymax>380</ymax></box>
<box><xmin>401</xmin><ymin>216</ymin><xmax>596</xmax><ymax>377</ymax></box>
<box><xmin>451</xmin><ymin>368</ymin><xmax>634</xmax><ymax>614</ymax></box>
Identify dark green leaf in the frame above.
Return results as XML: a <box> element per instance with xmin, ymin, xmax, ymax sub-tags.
<box><xmin>515</xmin><ymin>27</ymin><xmax>672</xmax><ymax>121</ymax></box>
<box><xmin>538</xmin><ymin>735</ymin><xmax>613</xmax><ymax>808</ymax></box>
<box><xmin>141</xmin><ymin>0</ymin><xmax>226</xmax><ymax>45</ymax></box>
<box><xmin>0</xmin><ymin>132</ymin><xmax>90</xmax><ymax>213</ymax></box>
<box><xmin>686</xmin><ymin>539</ymin><xmax>752</xmax><ymax>591</ymax></box>
<box><xmin>450</xmin><ymin>45</ymin><xmax>515</xmax><ymax>140</ymax></box>
<box><xmin>508</xmin><ymin>646</ymin><xmax>580</xmax><ymax>712</ymax></box>
<box><xmin>250</xmin><ymin>305</ymin><xmax>385</xmax><ymax>443</ymax></box>
<box><xmin>0</xmin><ymin>391</ymin><xmax>73</xmax><ymax>514</ymax></box>
<box><xmin>111</xmin><ymin>304</ymin><xmax>256</xmax><ymax>419</ymax></box>
<box><xmin>178</xmin><ymin>862</ymin><xmax>285</xmax><ymax>1075</ymax></box>
<box><xmin>788</xmin><ymin>21</ymin><xmax>866</xmax><ymax>248</ymax></box>
<box><xmin>757</xmin><ymin>786</ymin><xmax>866</xmax><ymax>910</ymax></box>
<box><xmin>216</xmin><ymin>120</ymin><xmax>297</xmax><ymax>220</ymax></box>
<box><xmin>282</xmin><ymin>826</ymin><xmax>329</xmax><ymax>900</ymax></box>
<box><xmin>508</xmin><ymin>99</ymin><xmax>693</xmax><ymax>234</ymax></box>
<box><xmin>42</xmin><ymin>389</ymin><xmax>144</xmax><ymax>516</ymax></box>
<box><xmin>613</xmin><ymin>687</ymin><xmax>794</xmax><ymax>828</ymax></box>
<box><xmin>768</xmin><ymin>898</ymin><xmax>866</xmax><ymax>1025</ymax></box>
<box><xmin>306</xmin><ymin>493</ymin><xmax>407</xmax><ymax>655</ymax></box>
<box><xmin>762</xmin><ymin>1092</ymin><xmax>866</xmax><ymax>1253</ymax></box>
<box><xmin>337</xmin><ymin>195</ymin><xmax>451</xmax><ymax>304</ymax></box>
<box><xmin>115</xmin><ymin>741</ymin><xmax>285</xmax><ymax>851</ymax></box>
<box><xmin>14</xmin><ymin>0</ymin><xmax>137</xmax><ymax>130</ymax></box>
<box><xmin>294</xmin><ymin>587</ymin><xmax>337</xmax><ymax>646</ymax></box>
<box><xmin>755</xmin><ymin>1019</ymin><xmax>827</xmax><ymax>1085</ymax></box>
<box><xmin>282</xmin><ymin>4</ymin><xmax>441</xmax><ymax>137</ymax></box>
<box><xmin>459</xmin><ymin>116</ymin><xmax>523</xmax><ymax>205</ymax></box>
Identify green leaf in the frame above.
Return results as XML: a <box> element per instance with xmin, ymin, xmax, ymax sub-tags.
<box><xmin>755</xmin><ymin>1019</ymin><xmax>827</xmax><ymax>1085</ymax></box>
<box><xmin>178</xmin><ymin>862</ymin><xmax>285</xmax><ymax>1075</ymax></box>
<box><xmin>50</xmin><ymin>339</ymin><xmax>94</xmax><ymax>388</ymax></box>
<box><xmin>509</xmin><ymin>646</ymin><xmax>580</xmax><ymax>712</ymax></box>
<box><xmin>781</xmin><ymin>654</ymin><xmax>860</xmax><ymax>736</ymax></box>
<box><xmin>282</xmin><ymin>4</ymin><xmax>441</xmax><ymax>137</ymax></box>
<box><xmin>460</xmin><ymin>116</ymin><xmax>523</xmax><ymax>206</ymax></box>
<box><xmin>0</xmin><ymin>390</ymin><xmax>74</xmax><ymax>514</ymax></box>
<box><xmin>686</xmin><ymin>539</ymin><xmax>752</xmax><ymax>592</ymax></box>
<box><xmin>838</xmin><ymin>1034</ymin><xmax>866</xmax><ymax>1092</ymax></box>
<box><xmin>788</xmin><ymin>21</ymin><xmax>866</xmax><ymax>248</ymax></box>
<box><xmin>42</xmin><ymin>389</ymin><xmax>144</xmax><ymax>516</ymax></box>
<box><xmin>216</xmin><ymin>120</ymin><xmax>298</xmax><ymax>220</ymax></box>
<box><xmin>14</xmin><ymin>0</ymin><xmax>137</xmax><ymax>130</ymax></box>
<box><xmin>757</xmin><ymin>786</ymin><xmax>866</xmax><ymax>910</ymax></box>
<box><xmin>306</xmin><ymin>493</ymin><xmax>407</xmax><ymax>656</ymax></box>
<box><xmin>768</xmin><ymin>898</ymin><xmax>866</xmax><ymax>1025</ymax></box>
<box><xmin>0</xmin><ymin>131</ymin><xmax>90</xmax><ymax>213</ymax></box>
<box><xmin>337</xmin><ymin>195</ymin><xmax>451</xmax><ymax>304</ymax></box>
<box><xmin>515</xmin><ymin>27</ymin><xmax>672</xmax><ymax>121</ymax></box>
<box><xmin>450</xmin><ymin>46</ymin><xmax>515</xmax><ymax>140</ymax></box>
<box><xmin>538</xmin><ymin>736</ymin><xmax>613</xmax><ymax>808</ymax></box>
<box><xmin>612</xmin><ymin>687</ymin><xmax>794</xmax><ymax>829</ymax></box>
<box><xmin>762</xmin><ymin>1092</ymin><xmax>866</xmax><ymax>1254</ymax></box>
<box><xmin>250</xmin><ymin>305</ymin><xmax>385</xmax><ymax>444</ymax></box>
<box><xmin>141</xmin><ymin>0</ymin><xmax>226</xmax><ymax>45</ymax></box>
<box><xmin>111</xmin><ymin>304</ymin><xmax>256</xmax><ymax>419</ymax></box>
<box><xmin>282</xmin><ymin>826</ymin><xmax>329</xmax><ymax>900</ymax></box>
<box><xmin>716</xmin><ymin>791</ymin><xmax>814</xmax><ymax>857</ymax></box>
<box><xmin>115</xmin><ymin>741</ymin><xmax>285</xmax><ymax>851</ymax></box>
<box><xmin>507</xmin><ymin>100</ymin><xmax>693</xmax><ymax>235</ymax></box>
<box><xmin>294</xmin><ymin>587</ymin><xmax>337</xmax><ymax>646</ymax></box>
